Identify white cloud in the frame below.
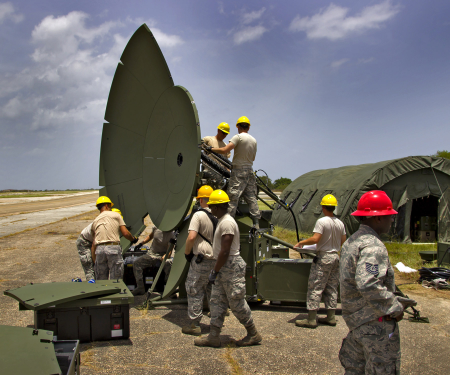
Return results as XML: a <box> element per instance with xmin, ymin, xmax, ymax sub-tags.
<box><xmin>218</xmin><ymin>1</ymin><xmax>225</xmax><ymax>15</ymax></box>
<box><xmin>126</xmin><ymin>17</ymin><xmax>183</xmax><ymax>48</ymax></box>
<box><xmin>151</xmin><ymin>28</ymin><xmax>183</xmax><ymax>47</ymax></box>
<box><xmin>230</xmin><ymin>7</ymin><xmax>269</xmax><ymax>45</ymax></box>
<box><xmin>358</xmin><ymin>57</ymin><xmax>375</xmax><ymax>64</ymax></box>
<box><xmin>0</xmin><ymin>11</ymin><xmax>185</xmax><ymax>139</ymax></box>
<box><xmin>331</xmin><ymin>58</ymin><xmax>350</xmax><ymax>68</ymax></box>
<box><xmin>0</xmin><ymin>11</ymin><xmax>126</xmax><ymax>132</ymax></box>
<box><xmin>26</xmin><ymin>148</ymin><xmax>45</xmax><ymax>156</ymax></box>
<box><xmin>0</xmin><ymin>2</ymin><xmax>23</xmax><ymax>24</ymax></box>
<box><xmin>289</xmin><ymin>1</ymin><xmax>400</xmax><ymax>40</ymax></box>
<box><xmin>242</xmin><ymin>7</ymin><xmax>266</xmax><ymax>25</ymax></box>
<box><xmin>233</xmin><ymin>25</ymin><xmax>268</xmax><ymax>45</ymax></box>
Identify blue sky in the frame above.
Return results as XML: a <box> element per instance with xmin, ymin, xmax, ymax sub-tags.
<box><xmin>0</xmin><ymin>1</ymin><xmax>449</xmax><ymax>189</ymax></box>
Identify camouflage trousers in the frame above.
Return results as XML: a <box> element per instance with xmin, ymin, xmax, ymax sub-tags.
<box><xmin>227</xmin><ymin>167</ymin><xmax>261</xmax><ymax>219</ymax></box>
<box><xmin>307</xmin><ymin>252</ymin><xmax>339</xmax><ymax>310</ymax></box>
<box><xmin>76</xmin><ymin>235</ymin><xmax>95</xmax><ymax>281</ymax></box>
<box><xmin>339</xmin><ymin>319</ymin><xmax>400</xmax><ymax>374</ymax></box>
<box><xmin>133</xmin><ymin>251</ymin><xmax>173</xmax><ymax>283</ymax></box>
<box><xmin>95</xmin><ymin>245</ymin><xmax>124</xmax><ymax>280</ymax></box>
<box><xmin>185</xmin><ymin>256</ymin><xmax>215</xmax><ymax>322</ymax></box>
<box><xmin>210</xmin><ymin>255</ymin><xmax>253</xmax><ymax>329</ymax></box>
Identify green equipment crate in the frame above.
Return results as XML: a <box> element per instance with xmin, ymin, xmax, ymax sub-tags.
<box><xmin>256</xmin><ymin>258</ymin><xmax>313</xmax><ymax>302</ymax></box>
<box><xmin>0</xmin><ymin>325</ymin><xmax>80</xmax><ymax>375</ymax></box>
<box><xmin>437</xmin><ymin>242</ymin><xmax>450</xmax><ymax>266</ymax></box>
<box><xmin>4</xmin><ymin>280</ymin><xmax>133</xmax><ymax>343</ymax></box>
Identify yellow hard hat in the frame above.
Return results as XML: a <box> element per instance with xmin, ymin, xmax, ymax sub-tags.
<box><xmin>320</xmin><ymin>194</ymin><xmax>338</xmax><ymax>206</ymax></box>
<box><xmin>196</xmin><ymin>185</ymin><xmax>214</xmax><ymax>199</ymax></box>
<box><xmin>111</xmin><ymin>208</ymin><xmax>123</xmax><ymax>217</ymax></box>
<box><xmin>236</xmin><ymin>116</ymin><xmax>250</xmax><ymax>126</ymax></box>
<box><xmin>217</xmin><ymin>122</ymin><xmax>230</xmax><ymax>134</ymax></box>
<box><xmin>96</xmin><ymin>196</ymin><xmax>114</xmax><ymax>207</ymax></box>
<box><xmin>207</xmin><ymin>189</ymin><xmax>230</xmax><ymax>205</ymax></box>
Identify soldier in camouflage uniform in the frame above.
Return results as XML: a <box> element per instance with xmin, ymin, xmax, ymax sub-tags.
<box><xmin>91</xmin><ymin>196</ymin><xmax>137</xmax><ymax>280</ymax></box>
<box><xmin>294</xmin><ymin>194</ymin><xmax>346</xmax><ymax>328</ymax></box>
<box><xmin>182</xmin><ymin>186</ymin><xmax>216</xmax><ymax>336</ymax></box>
<box><xmin>76</xmin><ymin>222</ymin><xmax>95</xmax><ymax>281</ymax></box>
<box><xmin>194</xmin><ymin>190</ymin><xmax>262</xmax><ymax>348</ymax></box>
<box><xmin>339</xmin><ymin>191</ymin><xmax>416</xmax><ymax>374</ymax></box>
<box><xmin>211</xmin><ymin>116</ymin><xmax>261</xmax><ymax>228</ymax></box>
<box><xmin>131</xmin><ymin>226</ymin><xmax>175</xmax><ymax>296</ymax></box>
<box><xmin>202</xmin><ymin>123</ymin><xmax>231</xmax><ymax>189</ymax></box>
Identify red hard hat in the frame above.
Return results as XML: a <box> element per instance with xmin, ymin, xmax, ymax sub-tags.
<box><xmin>351</xmin><ymin>190</ymin><xmax>398</xmax><ymax>216</ymax></box>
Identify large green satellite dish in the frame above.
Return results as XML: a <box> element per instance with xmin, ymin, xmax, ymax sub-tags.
<box><xmin>100</xmin><ymin>24</ymin><xmax>201</xmax><ymax>232</ymax></box>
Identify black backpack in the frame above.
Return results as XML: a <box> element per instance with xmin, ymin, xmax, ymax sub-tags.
<box><xmin>194</xmin><ymin>208</ymin><xmax>218</xmax><ymax>247</ymax></box>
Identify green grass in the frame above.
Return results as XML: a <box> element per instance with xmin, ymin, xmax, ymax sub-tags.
<box><xmin>385</xmin><ymin>242</ymin><xmax>437</xmax><ymax>280</ymax></box>
<box><xmin>0</xmin><ymin>190</ymin><xmax>94</xmax><ymax>198</ymax></box>
<box><xmin>272</xmin><ymin>225</ymin><xmax>313</xmax><ymax>245</ymax></box>
<box><xmin>257</xmin><ymin>199</ymin><xmax>274</xmax><ymax>210</ymax></box>
<box><xmin>271</xmin><ymin>226</ymin><xmax>437</xmax><ymax>281</ymax></box>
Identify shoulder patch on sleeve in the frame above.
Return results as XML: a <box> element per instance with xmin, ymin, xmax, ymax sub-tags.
<box><xmin>365</xmin><ymin>262</ymin><xmax>379</xmax><ymax>276</ymax></box>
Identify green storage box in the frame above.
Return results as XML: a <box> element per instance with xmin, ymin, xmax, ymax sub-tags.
<box><xmin>256</xmin><ymin>258</ymin><xmax>313</xmax><ymax>302</ymax></box>
<box><xmin>437</xmin><ymin>242</ymin><xmax>450</xmax><ymax>266</ymax></box>
<box><xmin>0</xmin><ymin>325</ymin><xmax>80</xmax><ymax>375</ymax></box>
<box><xmin>4</xmin><ymin>280</ymin><xmax>133</xmax><ymax>343</ymax></box>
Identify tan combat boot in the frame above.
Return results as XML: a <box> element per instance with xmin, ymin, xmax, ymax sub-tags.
<box><xmin>295</xmin><ymin>310</ymin><xmax>318</xmax><ymax>328</ymax></box>
<box><xmin>318</xmin><ymin>310</ymin><xmax>337</xmax><ymax>326</ymax></box>
<box><xmin>182</xmin><ymin>321</ymin><xmax>201</xmax><ymax>336</ymax></box>
<box><xmin>236</xmin><ymin>323</ymin><xmax>262</xmax><ymax>346</ymax></box>
<box><xmin>131</xmin><ymin>280</ymin><xmax>145</xmax><ymax>296</ymax></box>
<box><xmin>194</xmin><ymin>325</ymin><xmax>221</xmax><ymax>347</ymax></box>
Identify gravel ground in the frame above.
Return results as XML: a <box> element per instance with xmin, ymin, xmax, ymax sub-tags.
<box><xmin>0</xmin><ymin>211</ymin><xmax>449</xmax><ymax>374</ymax></box>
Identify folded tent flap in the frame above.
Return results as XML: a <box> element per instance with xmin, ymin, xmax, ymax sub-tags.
<box><xmin>3</xmin><ymin>280</ymin><xmax>124</xmax><ymax>310</ymax></box>
<box><xmin>0</xmin><ymin>325</ymin><xmax>80</xmax><ymax>375</ymax></box>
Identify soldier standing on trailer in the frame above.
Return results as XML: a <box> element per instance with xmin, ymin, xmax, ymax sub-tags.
<box><xmin>182</xmin><ymin>185</ymin><xmax>217</xmax><ymax>336</ymax></box>
<box><xmin>294</xmin><ymin>194</ymin><xmax>346</xmax><ymax>328</ymax></box>
<box><xmin>131</xmin><ymin>227</ymin><xmax>176</xmax><ymax>296</ymax></box>
<box><xmin>211</xmin><ymin>116</ymin><xmax>261</xmax><ymax>229</ymax></box>
<box><xmin>339</xmin><ymin>190</ymin><xmax>416</xmax><ymax>374</ymax></box>
<box><xmin>202</xmin><ymin>122</ymin><xmax>231</xmax><ymax>158</ymax></box>
<box><xmin>194</xmin><ymin>189</ymin><xmax>262</xmax><ymax>348</ymax></box>
<box><xmin>91</xmin><ymin>197</ymin><xmax>137</xmax><ymax>280</ymax></box>
<box><xmin>202</xmin><ymin>123</ymin><xmax>231</xmax><ymax>188</ymax></box>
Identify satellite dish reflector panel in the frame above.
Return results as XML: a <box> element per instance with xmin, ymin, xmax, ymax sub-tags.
<box><xmin>101</xmin><ymin>24</ymin><xmax>200</xmax><ymax>233</ymax></box>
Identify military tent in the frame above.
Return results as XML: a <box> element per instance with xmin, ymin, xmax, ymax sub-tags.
<box><xmin>271</xmin><ymin>156</ymin><xmax>450</xmax><ymax>243</ymax></box>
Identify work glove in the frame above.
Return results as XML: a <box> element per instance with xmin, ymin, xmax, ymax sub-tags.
<box><xmin>398</xmin><ymin>296</ymin><xmax>417</xmax><ymax>309</ymax></box>
<box><xmin>198</xmin><ymin>142</ymin><xmax>211</xmax><ymax>151</ymax></box>
<box><xmin>134</xmin><ymin>243</ymin><xmax>142</xmax><ymax>251</ymax></box>
<box><xmin>131</xmin><ymin>236</ymin><xmax>138</xmax><ymax>244</ymax></box>
<box><xmin>185</xmin><ymin>251</ymin><xmax>194</xmax><ymax>263</ymax></box>
<box><xmin>208</xmin><ymin>270</ymin><xmax>219</xmax><ymax>285</ymax></box>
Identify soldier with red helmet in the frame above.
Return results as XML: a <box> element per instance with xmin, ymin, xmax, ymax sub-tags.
<box><xmin>339</xmin><ymin>191</ymin><xmax>416</xmax><ymax>374</ymax></box>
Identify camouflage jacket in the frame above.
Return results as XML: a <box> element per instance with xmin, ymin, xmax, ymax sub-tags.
<box><xmin>339</xmin><ymin>224</ymin><xmax>403</xmax><ymax>331</ymax></box>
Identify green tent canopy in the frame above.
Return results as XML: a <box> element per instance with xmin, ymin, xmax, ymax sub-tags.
<box><xmin>272</xmin><ymin>156</ymin><xmax>450</xmax><ymax>243</ymax></box>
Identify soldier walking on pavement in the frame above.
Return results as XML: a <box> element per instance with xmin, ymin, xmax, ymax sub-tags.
<box><xmin>131</xmin><ymin>226</ymin><xmax>176</xmax><ymax>296</ymax></box>
<box><xmin>182</xmin><ymin>185</ymin><xmax>217</xmax><ymax>336</ymax></box>
<box><xmin>294</xmin><ymin>194</ymin><xmax>346</xmax><ymax>328</ymax></box>
<box><xmin>91</xmin><ymin>197</ymin><xmax>137</xmax><ymax>280</ymax></box>
<box><xmin>211</xmin><ymin>116</ymin><xmax>261</xmax><ymax>229</ymax></box>
<box><xmin>339</xmin><ymin>191</ymin><xmax>416</xmax><ymax>374</ymax></box>
<box><xmin>194</xmin><ymin>189</ymin><xmax>262</xmax><ymax>347</ymax></box>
